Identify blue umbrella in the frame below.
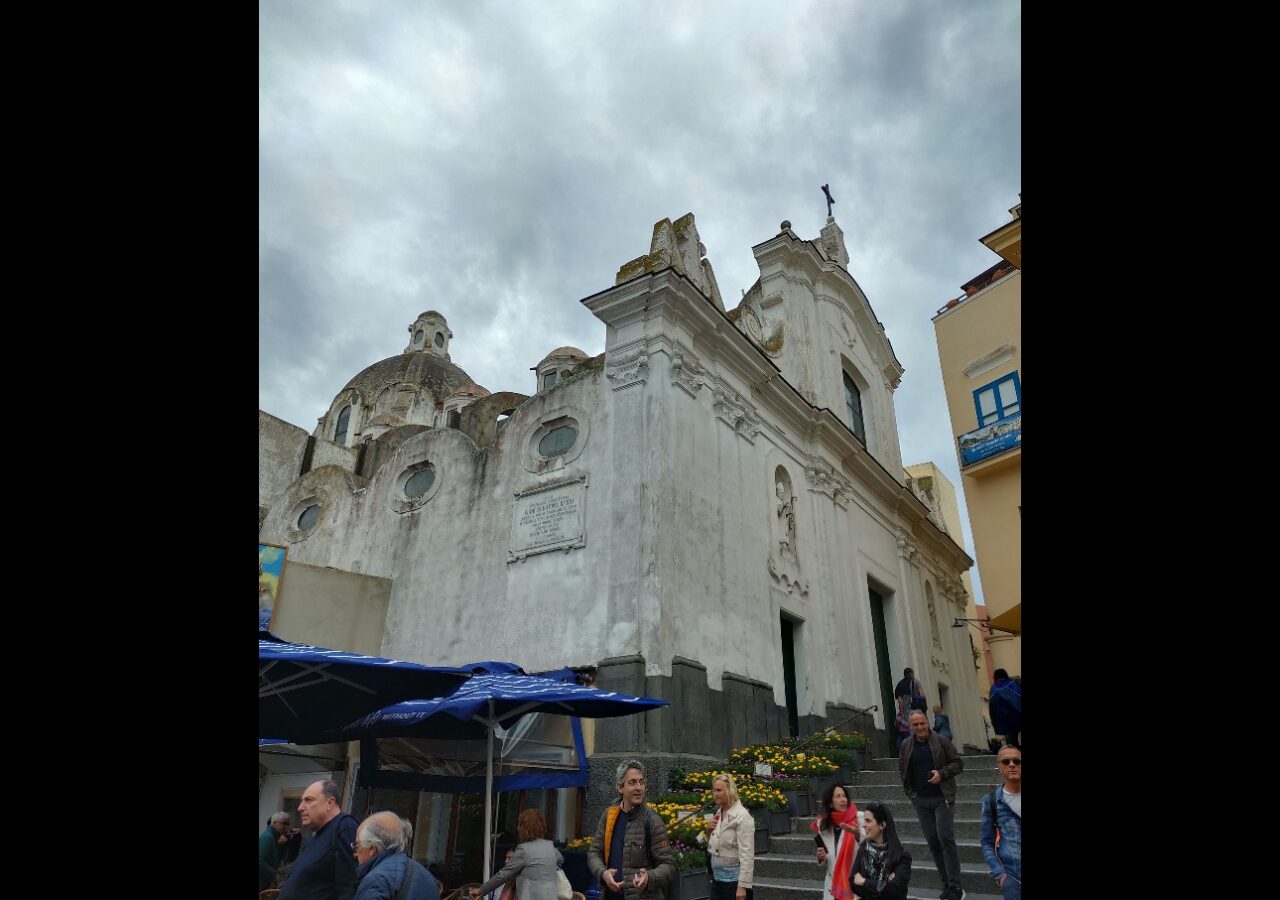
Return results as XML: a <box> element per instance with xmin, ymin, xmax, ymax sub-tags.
<box><xmin>339</xmin><ymin>667</ymin><xmax>669</xmax><ymax>880</ymax></box>
<box><xmin>259</xmin><ymin>629</ymin><xmax>470</xmax><ymax>741</ymax></box>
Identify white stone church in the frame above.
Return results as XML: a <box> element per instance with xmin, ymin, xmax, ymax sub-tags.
<box><xmin>259</xmin><ymin>210</ymin><xmax>983</xmax><ymax>769</ymax></box>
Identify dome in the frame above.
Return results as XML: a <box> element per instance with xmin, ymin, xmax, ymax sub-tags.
<box><xmin>536</xmin><ymin>346</ymin><xmax>588</xmax><ymax>367</ymax></box>
<box><xmin>341</xmin><ymin>351</ymin><xmax>477</xmax><ymax>403</ymax></box>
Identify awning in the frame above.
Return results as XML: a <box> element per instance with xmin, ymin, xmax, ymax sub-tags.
<box><xmin>986</xmin><ymin>603</ymin><xmax>1021</xmax><ymax>635</ymax></box>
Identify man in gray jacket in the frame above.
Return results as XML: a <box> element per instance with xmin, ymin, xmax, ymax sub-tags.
<box><xmin>899</xmin><ymin>711</ymin><xmax>965</xmax><ymax>900</ymax></box>
<box><xmin>588</xmin><ymin>761</ymin><xmax>677</xmax><ymax>900</ymax></box>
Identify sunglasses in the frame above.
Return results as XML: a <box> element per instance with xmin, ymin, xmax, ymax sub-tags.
<box><xmin>999</xmin><ymin>758</ymin><xmax>1022</xmax><ymax>766</ymax></box>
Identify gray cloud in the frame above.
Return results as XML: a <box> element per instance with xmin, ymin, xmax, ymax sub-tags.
<box><xmin>260</xmin><ymin>0</ymin><xmax>1021</xmax><ymax>603</ymax></box>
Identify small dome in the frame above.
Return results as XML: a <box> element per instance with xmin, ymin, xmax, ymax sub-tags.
<box><xmin>536</xmin><ymin>346</ymin><xmax>588</xmax><ymax>367</ymax></box>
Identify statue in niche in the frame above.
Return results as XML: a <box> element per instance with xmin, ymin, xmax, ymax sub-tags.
<box><xmin>776</xmin><ymin>480</ymin><xmax>796</xmax><ymax>554</ymax></box>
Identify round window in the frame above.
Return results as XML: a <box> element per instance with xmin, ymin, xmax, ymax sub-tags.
<box><xmin>434</xmin><ymin>332</ymin><xmax>444</xmax><ymax>347</ymax></box>
<box><xmin>404</xmin><ymin>468</ymin><xmax>436</xmax><ymax>499</ymax></box>
<box><xmin>297</xmin><ymin>504</ymin><xmax>320</xmax><ymax>530</ymax></box>
<box><xmin>538</xmin><ymin>425</ymin><xmax>578</xmax><ymax>458</ymax></box>
<box><xmin>415</xmin><ymin>329</ymin><xmax>424</xmax><ymax>344</ymax></box>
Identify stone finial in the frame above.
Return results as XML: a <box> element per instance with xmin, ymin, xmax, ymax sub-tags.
<box><xmin>614</xmin><ymin>212</ymin><xmax>725</xmax><ymax>311</ymax></box>
<box><xmin>819</xmin><ymin>217</ymin><xmax>850</xmax><ymax>269</ymax></box>
<box><xmin>780</xmin><ymin>220</ymin><xmax>792</xmax><ymax>232</ymax></box>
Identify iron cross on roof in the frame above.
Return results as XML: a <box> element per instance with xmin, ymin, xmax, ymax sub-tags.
<box><xmin>821</xmin><ymin>184</ymin><xmax>835</xmax><ymax>217</ymax></box>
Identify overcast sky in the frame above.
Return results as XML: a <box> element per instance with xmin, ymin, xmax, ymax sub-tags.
<box><xmin>260</xmin><ymin>0</ymin><xmax>1020</xmax><ymax>605</ymax></box>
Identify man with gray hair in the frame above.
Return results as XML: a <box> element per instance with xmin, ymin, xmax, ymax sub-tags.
<box><xmin>280</xmin><ymin>779</ymin><xmax>360</xmax><ymax>900</ymax></box>
<box><xmin>261</xmin><ymin>811</ymin><xmax>293</xmax><ymax>891</ymax></box>
<box><xmin>588</xmin><ymin>761</ymin><xmax>676</xmax><ymax>900</ymax></box>
<box><xmin>353</xmin><ymin>811</ymin><xmax>440</xmax><ymax>900</ymax></box>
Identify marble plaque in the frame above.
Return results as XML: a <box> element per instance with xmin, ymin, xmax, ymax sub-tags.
<box><xmin>509</xmin><ymin>476</ymin><xmax>587</xmax><ymax>561</ymax></box>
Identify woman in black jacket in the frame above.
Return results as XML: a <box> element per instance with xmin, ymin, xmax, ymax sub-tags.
<box><xmin>850</xmin><ymin>802</ymin><xmax>911</xmax><ymax>900</ymax></box>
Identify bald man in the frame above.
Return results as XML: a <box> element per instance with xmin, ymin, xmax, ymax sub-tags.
<box><xmin>354</xmin><ymin>811</ymin><xmax>440</xmax><ymax>900</ymax></box>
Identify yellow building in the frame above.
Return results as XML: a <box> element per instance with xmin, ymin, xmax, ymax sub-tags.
<box><xmin>931</xmin><ymin>200</ymin><xmax>1021</xmax><ymax>678</ymax></box>
<box><xmin>903</xmin><ymin>462</ymin><xmax>988</xmax><ymax>730</ymax></box>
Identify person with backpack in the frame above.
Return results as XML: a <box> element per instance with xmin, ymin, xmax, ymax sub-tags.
<box><xmin>891</xmin><ymin>669</ymin><xmax>925</xmax><ymax>753</ymax></box>
<box><xmin>987</xmin><ymin>670</ymin><xmax>1021</xmax><ymax>749</ymax></box>
<box><xmin>980</xmin><ymin>746</ymin><xmax>1021</xmax><ymax>899</ymax></box>
<box><xmin>279</xmin><ymin>779</ymin><xmax>360</xmax><ymax>900</ymax></box>
<box><xmin>588</xmin><ymin>761</ymin><xmax>677</xmax><ymax>900</ymax></box>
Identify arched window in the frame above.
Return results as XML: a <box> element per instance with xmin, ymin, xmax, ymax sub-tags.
<box><xmin>434</xmin><ymin>332</ymin><xmax>444</xmax><ymax>348</ymax></box>
<box><xmin>335</xmin><ymin>405</ymin><xmax>351</xmax><ymax>444</ymax></box>
<box><xmin>842</xmin><ymin>372</ymin><xmax>865</xmax><ymax>444</ymax></box>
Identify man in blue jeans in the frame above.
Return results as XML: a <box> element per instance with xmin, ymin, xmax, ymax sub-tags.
<box><xmin>899</xmin><ymin>711</ymin><xmax>965</xmax><ymax>900</ymax></box>
<box><xmin>981</xmin><ymin>746</ymin><xmax>1021</xmax><ymax>900</ymax></box>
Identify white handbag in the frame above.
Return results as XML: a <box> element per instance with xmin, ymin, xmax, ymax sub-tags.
<box><xmin>556</xmin><ymin>868</ymin><xmax>574</xmax><ymax>900</ymax></box>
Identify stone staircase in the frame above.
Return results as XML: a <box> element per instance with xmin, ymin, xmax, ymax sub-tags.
<box><xmin>751</xmin><ymin>754</ymin><xmax>1004</xmax><ymax>900</ymax></box>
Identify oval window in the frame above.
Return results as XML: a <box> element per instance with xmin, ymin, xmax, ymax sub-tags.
<box><xmin>414</xmin><ymin>329</ymin><xmax>424</xmax><ymax>344</ymax></box>
<box><xmin>434</xmin><ymin>332</ymin><xmax>444</xmax><ymax>347</ymax></box>
<box><xmin>297</xmin><ymin>504</ymin><xmax>321</xmax><ymax>530</ymax></box>
<box><xmin>404</xmin><ymin>468</ymin><xmax>436</xmax><ymax>499</ymax></box>
<box><xmin>538</xmin><ymin>425</ymin><xmax>578</xmax><ymax>458</ymax></box>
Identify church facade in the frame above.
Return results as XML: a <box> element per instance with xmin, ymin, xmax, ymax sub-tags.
<box><xmin>259</xmin><ymin>211</ymin><xmax>981</xmax><ymax>812</ymax></box>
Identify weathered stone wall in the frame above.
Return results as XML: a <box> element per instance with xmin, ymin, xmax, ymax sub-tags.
<box><xmin>260</xmin><ymin>410</ymin><xmax>310</xmax><ymax>515</ymax></box>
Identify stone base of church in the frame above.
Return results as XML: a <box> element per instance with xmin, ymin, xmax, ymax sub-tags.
<box><xmin>584</xmin><ymin>654</ymin><xmax>881</xmax><ymax>829</ymax></box>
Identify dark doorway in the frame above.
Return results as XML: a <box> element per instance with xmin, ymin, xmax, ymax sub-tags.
<box><xmin>781</xmin><ymin>615</ymin><xmax>799</xmax><ymax>737</ymax></box>
<box><xmin>868</xmin><ymin>586</ymin><xmax>897</xmax><ymax>756</ymax></box>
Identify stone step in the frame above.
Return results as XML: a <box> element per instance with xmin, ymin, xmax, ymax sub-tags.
<box><xmin>791</xmin><ymin>802</ymin><xmax>984</xmax><ymax>833</ymax></box>
<box><xmin>752</xmin><ymin>879</ymin><xmax>1004</xmax><ymax>900</ymax></box>
<box><xmin>867</xmin><ymin>754</ymin><xmax>993</xmax><ymax>772</ymax></box>
<box><xmin>846</xmin><ymin>783</ymin><xmax>999</xmax><ymax>801</ymax></box>
<box><xmin>755</xmin><ymin>838</ymin><xmax>986</xmax><ymax>878</ymax></box>
<box><xmin>852</xmin><ymin>768</ymin><xmax>1003</xmax><ymax>786</ymax></box>
<box><xmin>766</xmin><ymin>834</ymin><xmax>987</xmax><ymax>864</ymax></box>
<box><xmin>751</xmin><ymin>861</ymin><xmax>997</xmax><ymax>897</ymax></box>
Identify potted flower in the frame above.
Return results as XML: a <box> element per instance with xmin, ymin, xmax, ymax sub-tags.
<box><xmin>562</xmin><ymin>836</ymin><xmax>594</xmax><ymax>893</ymax></box>
<box><xmin>671</xmin><ymin>846</ymin><xmax>710</xmax><ymax>900</ymax></box>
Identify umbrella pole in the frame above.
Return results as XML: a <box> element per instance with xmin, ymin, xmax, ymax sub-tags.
<box><xmin>483</xmin><ymin>698</ymin><xmax>495</xmax><ymax>883</ymax></box>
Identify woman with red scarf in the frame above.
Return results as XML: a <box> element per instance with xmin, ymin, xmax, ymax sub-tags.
<box><xmin>812</xmin><ymin>783</ymin><xmax>859</xmax><ymax>900</ymax></box>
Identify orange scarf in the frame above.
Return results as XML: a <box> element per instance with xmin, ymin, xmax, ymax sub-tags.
<box><xmin>811</xmin><ymin>805</ymin><xmax>859</xmax><ymax>900</ymax></box>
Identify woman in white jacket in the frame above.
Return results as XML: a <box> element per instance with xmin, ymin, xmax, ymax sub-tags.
<box><xmin>705</xmin><ymin>773</ymin><xmax>755</xmax><ymax>900</ymax></box>
<box><xmin>812</xmin><ymin>783</ymin><xmax>859</xmax><ymax>900</ymax></box>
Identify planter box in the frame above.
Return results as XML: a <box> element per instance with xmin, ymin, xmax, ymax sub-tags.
<box><xmin>768</xmin><ymin>810</ymin><xmax>790</xmax><ymax>836</ymax></box>
<box><xmin>755</xmin><ymin>824</ymin><xmax>770</xmax><ymax>854</ymax></box>
<box><xmin>561</xmin><ymin>851</ymin><xmax>593</xmax><ymax>893</ymax></box>
<box><xmin>784</xmin><ymin>790</ymin><xmax>812</xmax><ymax>817</ymax></box>
<box><xmin>672</xmin><ymin>868</ymin><xmax>709</xmax><ymax>900</ymax></box>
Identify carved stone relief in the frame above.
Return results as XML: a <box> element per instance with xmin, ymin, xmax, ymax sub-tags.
<box><xmin>605</xmin><ymin>349</ymin><xmax>649</xmax><ymax>392</ymax></box>
<box><xmin>670</xmin><ymin>349</ymin><xmax>706</xmax><ymax>397</ymax></box>
<box><xmin>713</xmin><ymin>387</ymin><xmax>762</xmax><ymax>443</ymax></box>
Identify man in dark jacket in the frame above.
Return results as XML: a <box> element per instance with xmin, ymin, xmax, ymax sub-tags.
<box><xmin>899</xmin><ymin>711</ymin><xmax>965</xmax><ymax>900</ymax></box>
<box><xmin>354</xmin><ymin>811</ymin><xmax>440</xmax><ymax>900</ymax></box>
<box><xmin>588</xmin><ymin>761</ymin><xmax>677</xmax><ymax>900</ymax></box>
<box><xmin>280</xmin><ymin>779</ymin><xmax>360</xmax><ymax>900</ymax></box>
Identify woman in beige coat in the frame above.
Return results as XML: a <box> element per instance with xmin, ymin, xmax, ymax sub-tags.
<box><xmin>705</xmin><ymin>773</ymin><xmax>755</xmax><ymax>900</ymax></box>
<box><xmin>472</xmin><ymin>810</ymin><xmax>564</xmax><ymax>900</ymax></box>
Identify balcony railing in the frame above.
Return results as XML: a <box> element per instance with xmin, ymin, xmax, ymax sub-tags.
<box><xmin>958</xmin><ymin>412</ymin><xmax>1021</xmax><ymax>467</ymax></box>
